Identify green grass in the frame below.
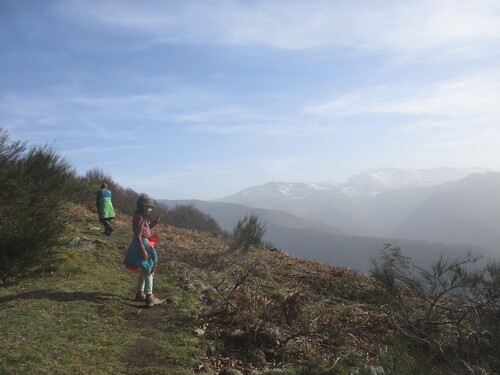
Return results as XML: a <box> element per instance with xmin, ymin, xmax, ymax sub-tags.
<box><xmin>4</xmin><ymin>208</ymin><xmax>492</xmax><ymax>374</ymax></box>
<box><xmin>0</xmin><ymin>216</ymin><xmax>205</xmax><ymax>375</ymax></box>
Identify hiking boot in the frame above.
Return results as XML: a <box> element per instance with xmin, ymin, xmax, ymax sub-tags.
<box><xmin>134</xmin><ymin>291</ymin><xmax>146</xmax><ymax>302</ymax></box>
<box><xmin>145</xmin><ymin>294</ymin><xmax>155</xmax><ymax>308</ymax></box>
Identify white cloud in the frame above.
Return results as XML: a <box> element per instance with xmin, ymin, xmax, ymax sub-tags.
<box><xmin>379</xmin><ymin>76</ymin><xmax>500</xmax><ymax>118</ymax></box>
<box><xmin>173</xmin><ymin>107</ymin><xmax>257</xmax><ymax>123</ymax></box>
<box><xmin>63</xmin><ymin>145</ymin><xmax>141</xmax><ymax>156</ymax></box>
<box><xmin>303</xmin><ymin>69</ymin><xmax>500</xmax><ymax>154</ymax></box>
<box><xmin>306</xmin><ymin>70</ymin><xmax>500</xmax><ymax>121</ymax></box>
<box><xmin>1</xmin><ymin>84</ymin><xmax>339</xmax><ymax>140</ymax></box>
<box><xmin>56</xmin><ymin>0</ymin><xmax>500</xmax><ymax>56</ymax></box>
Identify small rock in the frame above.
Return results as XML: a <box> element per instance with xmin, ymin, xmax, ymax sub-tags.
<box><xmin>67</xmin><ymin>237</ymin><xmax>95</xmax><ymax>249</ymax></box>
<box><xmin>193</xmin><ymin>328</ymin><xmax>206</xmax><ymax>336</ymax></box>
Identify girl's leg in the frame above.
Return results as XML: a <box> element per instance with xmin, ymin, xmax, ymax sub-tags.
<box><xmin>134</xmin><ymin>272</ymin><xmax>147</xmax><ymax>301</ymax></box>
<box><xmin>136</xmin><ymin>272</ymin><xmax>145</xmax><ymax>292</ymax></box>
<box><xmin>144</xmin><ymin>272</ymin><xmax>154</xmax><ymax>295</ymax></box>
<box><xmin>144</xmin><ymin>272</ymin><xmax>155</xmax><ymax>307</ymax></box>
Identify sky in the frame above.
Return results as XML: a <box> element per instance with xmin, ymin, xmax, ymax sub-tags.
<box><xmin>1</xmin><ymin>0</ymin><xmax>500</xmax><ymax>200</ymax></box>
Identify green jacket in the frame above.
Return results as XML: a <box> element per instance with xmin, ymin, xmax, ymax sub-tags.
<box><xmin>96</xmin><ymin>188</ymin><xmax>115</xmax><ymax>220</ymax></box>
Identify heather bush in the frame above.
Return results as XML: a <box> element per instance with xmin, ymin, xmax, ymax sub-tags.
<box><xmin>229</xmin><ymin>214</ymin><xmax>266</xmax><ymax>254</ymax></box>
<box><xmin>0</xmin><ymin>129</ymin><xmax>77</xmax><ymax>280</ymax></box>
<box><xmin>370</xmin><ymin>244</ymin><xmax>500</xmax><ymax>374</ymax></box>
<box><xmin>165</xmin><ymin>204</ymin><xmax>221</xmax><ymax>233</ymax></box>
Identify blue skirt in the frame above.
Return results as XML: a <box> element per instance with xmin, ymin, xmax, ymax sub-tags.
<box><xmin>123</xmin><ymin>237</ymin><xmax>158</xmax><ymax>274</ymax></box>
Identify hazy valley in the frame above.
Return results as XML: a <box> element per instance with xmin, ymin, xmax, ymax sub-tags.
<box><xmin>162</xmin><ymin>167</ymin><xmax>500</xmax><ymax>272</ymax></box>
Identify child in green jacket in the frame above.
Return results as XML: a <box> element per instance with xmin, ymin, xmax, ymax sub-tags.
<box><xmin>95</xmin><ymin>183</ymin><xmax>115</xmax><ymax>236</ymax></box>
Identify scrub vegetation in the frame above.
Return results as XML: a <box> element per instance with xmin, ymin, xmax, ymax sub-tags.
<box><xmin>1</xmin><ymin>129</ymin><xmax>498</xmax><ymax>374</ymax></box>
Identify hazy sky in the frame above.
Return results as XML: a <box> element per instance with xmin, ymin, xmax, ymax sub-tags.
<box><xmin>2</xmin><ymin>0</ymin><xmax>500</xmax><ymax>199</ymax></box>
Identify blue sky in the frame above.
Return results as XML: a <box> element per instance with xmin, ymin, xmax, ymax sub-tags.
<box><xmin>1</xmin><ymin>0</ymin><xmax>500</xmax><ymax>199</ymax></box>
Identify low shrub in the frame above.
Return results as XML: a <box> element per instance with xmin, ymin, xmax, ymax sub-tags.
<box><xmin>0</xmin><ymin>129</ymin><xmax>77</xmax><ymax>280</ymax></box>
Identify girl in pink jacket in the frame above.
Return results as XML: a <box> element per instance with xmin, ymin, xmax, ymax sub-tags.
<box><xmin>123</xmin><ymin>194</ymin><xmax>161</xmax><ymax>307</ymax></box>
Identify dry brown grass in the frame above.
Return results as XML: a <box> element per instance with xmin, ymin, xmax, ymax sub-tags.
<box><xmin>56</xmin><ymin>205</ymin><xmax>497</xmax><ymax>374</ymax></box>
<box><xmin>152</xmin><ymin>223</ymin><xmax>393</xmax><ymax>371</ymax></box>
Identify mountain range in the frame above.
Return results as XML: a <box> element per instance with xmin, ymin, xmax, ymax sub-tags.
<box><xmin>161</xmin><ymin>167</ymin><xmax>500</xmax><ymax>272</ymax></box>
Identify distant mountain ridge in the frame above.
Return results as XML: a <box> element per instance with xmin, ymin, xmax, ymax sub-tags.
<box><xmin>341</xmin><ymin>167</ymin><xmax>490</xmax><ymax>197</ymax></box>
<box><xmin>160</xmin><ymin>167</ymin><xmax>500</xmax><ymax>272</ymax></box>
<box><xmin>393</xmin><ymin>171</ymin><xmax>500</xmax><ymax>249</ymax></box>
<box><xmin>219</xmin><ymin>167</ymin><xmax>491</xmax><ymax>203</ymax></box>
<box><xmin>214</xmin><ymin>168</ymin><xmax>500</xmax><ymax>243</ymax></box>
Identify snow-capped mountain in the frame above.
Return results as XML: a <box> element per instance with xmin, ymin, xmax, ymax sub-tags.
<box><xmin>341</xmin><ymin>167</ymin><xmax>491</xmax><ymax>197</ymax></box>
<box><xmin>235</xmin><ymin>181</ymin><xmax>339</xmax><ymax>202</ymax></box>
<box><xmin>214</xmin><ymin>167</ymin><xmax>500</xmax><ymax>249</ymax></box>
<box><xmin>216</xmin><ymin>181</ymin><xmax>367</xmax><ymax>235</ymax></box>
<box><xmin>267</xmin><ymin>182</ymin><xmax>336</xmax><ymax>200</ymax></box>
<box><xmin>219</xmin><ymin>167</ymin><xmax>492</xmax><ymax>204</ymax></box>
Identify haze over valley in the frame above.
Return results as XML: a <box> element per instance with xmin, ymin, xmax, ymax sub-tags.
<box><xmin>163</xmin><ymin>167</ymin><xmax>500</xmax><ymax>272</ymax></box>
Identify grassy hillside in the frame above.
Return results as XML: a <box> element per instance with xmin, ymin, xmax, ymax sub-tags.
<box><xmin>0</xmin><ymin>205</ymin><xmax>204</xmax><ymax>375</ymax></box>
<box><xmin>0</xmin><ymin>205</ymin><xmax>497</xmax><ymax>374</ymax></box>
